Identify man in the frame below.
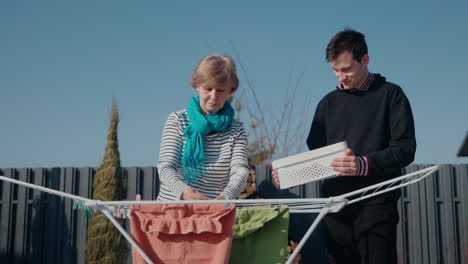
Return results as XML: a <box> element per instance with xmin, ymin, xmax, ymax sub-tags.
<box><xmin>274</xmin><ymin>28</ymin><xmax>416</xmax><ymax>263</ymax></box>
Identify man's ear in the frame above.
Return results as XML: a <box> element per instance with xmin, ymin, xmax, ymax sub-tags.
<box><xmin>361</xmin><ymin>54</ymin><xmax>370</xmax><ymax>66</ymax></box>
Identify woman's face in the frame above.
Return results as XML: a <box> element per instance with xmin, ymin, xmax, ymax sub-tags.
<box><xmin>196</xmin><ymin>84</ymin><xmax>232</xmax><ymax>115</ymax></box>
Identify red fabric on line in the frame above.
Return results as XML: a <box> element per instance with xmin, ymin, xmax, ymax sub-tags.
<box><xmin>131</xmin><ymin>203</ymin><xmax>236</xmax><ymax>264</ymax></box>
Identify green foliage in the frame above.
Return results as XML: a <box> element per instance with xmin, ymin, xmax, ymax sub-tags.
<box><xmin>247</xmin><ymin>135</ymin><xmax>275</xmax><ymax>165</ymax></box>
<box><xmin>85</xmin><ymin>100</ymin><xmax>128</xmax><ymax>264</ymax></box>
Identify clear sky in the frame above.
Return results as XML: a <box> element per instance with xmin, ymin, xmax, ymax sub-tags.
<box><xmin>1</xmin><ymin>0</ymin><xmax>467</xmax><ymax>168</ymax></box>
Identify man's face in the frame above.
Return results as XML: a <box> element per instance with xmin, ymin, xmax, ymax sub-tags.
<box><xmin>330</xmin><ymin>51</ymin><xmax>369</xmax><ymax>90</ymax></box>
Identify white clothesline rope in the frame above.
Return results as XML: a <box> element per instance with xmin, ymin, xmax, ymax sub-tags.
<box><xmin>85</xmin><ymin>165</ymin><xmax>439</xmax><ymax>216</ymax></box>
<box><xmin>0</xmin><ymin>165</ymin><xmax>439</xmax><ymax>217</ymax></box>
<box><xmin>0</xmin><ymin>165</ymin><xmax>440</xmax><ymax>264</ymax></box>
<box><xmin>343</xmin><ymin>165</ymin><xmax>438</xmax><ymax>204</ymax></box>
<box><xmin>0</xmin><ymin>174</ymin><xmax>347</xmax><ymax>214</ymax></box>
<box><xmin>87</xmin><ymin>197</ymin><xmax>348</xmax><ymax>214</ymax></box>
<box><xmin>0</xmin><ymin>166</ymin><xmax>438</xmax><ymax>211</ymax></box>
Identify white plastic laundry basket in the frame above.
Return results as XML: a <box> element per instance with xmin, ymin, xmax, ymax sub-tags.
<box><xmin>272</xmin><ymin>141</ymin><xmax>348</xmax><ymax>189</ymax></box>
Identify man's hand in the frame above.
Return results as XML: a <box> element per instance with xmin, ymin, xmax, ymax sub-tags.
<box><xmin>181</xmin><ymin>187</ymin><xmax>209</xmax><ymax>200</ymax></box>
<box><xmin>331</xmin><ymin>148</ymin><xmax>359</xmax><ymax>176</ymax></box>
<box><xmin>272</xmin><ymin>170</ymin><xmax>281</xmax><ymax>189</ymax></box>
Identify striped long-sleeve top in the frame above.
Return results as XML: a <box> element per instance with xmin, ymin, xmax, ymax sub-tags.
<box><xmin>157</xmin><ymin>110</ymin><xmax>249</xmax><ymax>201</ymax></box>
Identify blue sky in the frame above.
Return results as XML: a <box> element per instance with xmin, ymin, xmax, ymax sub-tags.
<box><xmin>1</xmin><ymin>1</ymin><xmax>467</xmax><ymax>168</ymax></box>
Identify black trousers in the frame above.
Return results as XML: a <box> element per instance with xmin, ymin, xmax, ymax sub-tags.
<box><xmin>323</xmin><ymin>196</ymin><xmax>399</xmax><ymax>264</ymax></box>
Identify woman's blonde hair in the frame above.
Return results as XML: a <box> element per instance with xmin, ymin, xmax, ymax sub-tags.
<box><xmin>190</xmin><ymin>54</ymin><xmax>239</xmax><ymax>93</ymax></box>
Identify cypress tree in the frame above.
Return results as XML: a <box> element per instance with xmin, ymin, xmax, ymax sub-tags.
<box><xmin>85</xmin><ymin>99</ymin><xmax>128</xmax><ymax>264</ymax></box>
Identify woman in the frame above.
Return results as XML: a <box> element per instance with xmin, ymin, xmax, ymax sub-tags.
<box><xmin>156</xmin><ymin>54</ymin><xmax>249</xmax><ymax>201</ymax></box>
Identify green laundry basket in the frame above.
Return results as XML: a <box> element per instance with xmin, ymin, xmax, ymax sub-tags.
<box><xmin>229</xmin><ymin>207</ymin><xmax>289</xmax><ymax>264</ymax></box>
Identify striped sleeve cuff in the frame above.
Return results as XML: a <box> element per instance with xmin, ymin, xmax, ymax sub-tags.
<box><xmin>356</xmin><ymin>156</ymin><xmax>370</xmax><ymax>176</ymax></box>
<box><xmin>174</xmin><ymin>181</ymin><xmax>190</xmax><ymax>200</ymax></box>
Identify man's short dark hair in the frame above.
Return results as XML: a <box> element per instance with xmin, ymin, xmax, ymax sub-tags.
<box><xmin>326</xmin><ymin>28</ymin><xmax>368</xmax><ymax>63</ymax></box>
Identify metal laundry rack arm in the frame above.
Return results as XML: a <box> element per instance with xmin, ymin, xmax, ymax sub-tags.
<box><xmin>0</xmin><ymin>175</ymin><xmax>155</xmax><ymax>264</ymax></box>
<box><xmin>283</xmin><ymin>165</ymin><xmax>440</xmax><ymax>263</ymax></box>
<box><xmin>340</xmin><ymin>165</ymin><xmax>439</xmax><ymax>205</ymax></box>
<box><xmin>0</xmin><ymin>165</ymin><xmax>439</xmax><ymax>264</ymax></box>
<box><xmin>0</xmin><ymin>173</ymin><xmax>345</xmax><ymax>264</ymax></box>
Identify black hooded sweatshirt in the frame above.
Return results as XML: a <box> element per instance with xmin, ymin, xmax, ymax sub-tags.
<box><xmin>306</xmin><ymin>74</ymin><xmax>416</xmax><ymax>197</ymax></box>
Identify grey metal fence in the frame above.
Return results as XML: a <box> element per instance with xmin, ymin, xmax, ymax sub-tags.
<box><xmin>0</xmin><ymin>164</ymin><xmax>467</xmax><ymax>264</ymax></box>
<box><xmin>398</xmin><ymin>164</ymin><xmax>468</xmax><ymax>264</ymax></box>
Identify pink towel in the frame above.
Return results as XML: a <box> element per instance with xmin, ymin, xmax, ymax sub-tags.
<box><xmin>130</xmin><ymin>203</ymin><xmax>236</xmax><ymax>264</ymax></box>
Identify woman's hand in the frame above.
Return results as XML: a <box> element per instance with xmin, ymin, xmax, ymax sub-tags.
<box><xmin>214</xmin><ymin>194</ymin><xmax>226</xmax><ymax>200</ymax></box>
<box><xmin>181</xmin><ymin>187</ymin><xmax>209</xmax><ymax>200</ymax></box>
<box><xmin>272</xmin><ymin>170</ymin><xmax>281</xmax><ymax>189</ymax></box>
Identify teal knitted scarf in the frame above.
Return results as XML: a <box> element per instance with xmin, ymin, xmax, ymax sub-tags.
<box><xmin>182</xmin><ymin>96</ymin><xmax>235</xmax><ymax>184</ymax></box>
